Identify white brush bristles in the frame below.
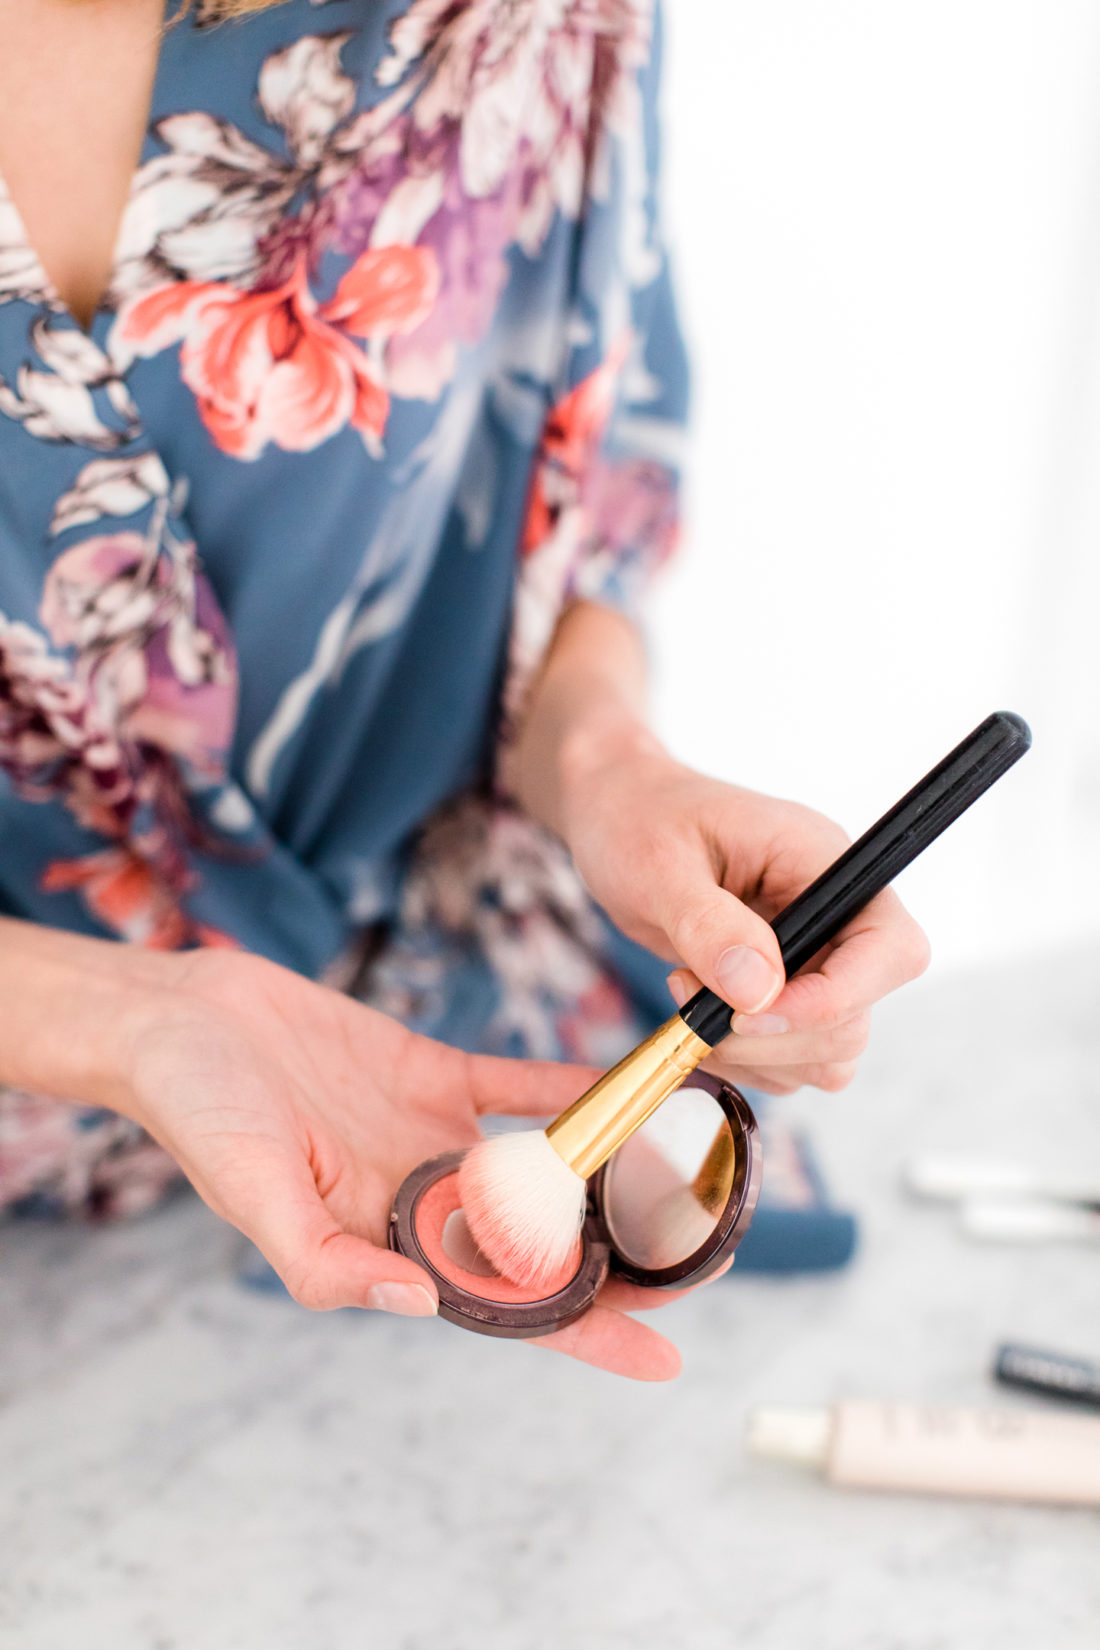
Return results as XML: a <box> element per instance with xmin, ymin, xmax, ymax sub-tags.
<box><xmin>458</xmin><ymin>1129</ymin><xmax>587</xmax><ymax>1292</ymax></box>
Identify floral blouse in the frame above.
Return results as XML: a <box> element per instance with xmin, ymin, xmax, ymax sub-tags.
<box><xmin>0</xmin><ymin>0</ymin><xmax>687</xmax><ymax>1215</ymax></box>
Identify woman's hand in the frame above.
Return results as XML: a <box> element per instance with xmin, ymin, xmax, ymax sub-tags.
<box><xmin>116</xmin><ymin>948</ymin><xmax>685</xmax><ymax>1380</ymax></box>
<box><xmin>511</xmin><ymin>602</ymin><xmax>929</xmax><ymax>1098</ymax></box>
<box><xmin>557</xmin><ymin>733</ymin><xmax>930</xmax><ymax>1095</ymax></box>
<box><xmin>1</xmin><ymin>918</ymin><xmax>692</xmax><ymax>1381</ymax></box>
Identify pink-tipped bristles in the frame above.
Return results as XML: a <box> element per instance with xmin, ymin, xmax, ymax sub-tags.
<box><xmin>457</xmin><ymin>1129</ymin><xmax>587</xmax><ymax>1293</ymax></box>
<box><xmin>458</xmin><ymin>1012</ymin><xmax>716</xmax><ymax>1288</ymax></box>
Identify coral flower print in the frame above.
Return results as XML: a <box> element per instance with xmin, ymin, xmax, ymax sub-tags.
<box><xmin>112</xmin><ymin>247</ymin><xmax>439</xmax><ymax>460</ymax></box>
<box><xmin>522</xmin><ymin>333</ymin><xmax>630</xmax><ymax>553</ymax></box>
<box><xmin>40</xmin><ymin>848</ymin><xmax>235</xmax><ymax>951</ymax></box>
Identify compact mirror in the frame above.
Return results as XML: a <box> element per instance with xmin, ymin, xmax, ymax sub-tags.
<box><xmin>601</xmin><ymin>1083</ymin><xmax>737</xmax><ymax>1270</ymax></box>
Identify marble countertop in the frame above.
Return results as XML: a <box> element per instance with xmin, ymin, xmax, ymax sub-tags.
<box><xmin>2</xmin><ymin>941</ymin><xmax>1099</xmax><ymax>1650</ymax></box>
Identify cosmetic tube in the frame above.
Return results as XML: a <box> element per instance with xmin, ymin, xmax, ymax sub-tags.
<box><xmin>994</xmin><ymin>1344</ymin><xmax>1100</xmax><ymax>1412</ymax></box>
<box><xmin>747</xmin><ymin>1401</ymin><xmax>1100</xmax><ymax>1505</ymax></box>
<box><xmin>961</xmin><ymin>1199</ymin><xmax>1100</xmax><ymax>1244</ymax></box>
<box><xmin>903</xmin><ymin>1154</ymin><xmax>1100</xmax><ymax>1206</ymax></box>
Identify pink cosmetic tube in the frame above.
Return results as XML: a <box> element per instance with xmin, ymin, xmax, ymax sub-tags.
<box><xmin>748</xmin><ymin>1401</ymin><xmax>1100</xmax><ymax>1506</ymax></box>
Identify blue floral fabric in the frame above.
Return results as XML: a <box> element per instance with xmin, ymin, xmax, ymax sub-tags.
<box><xmin>0</xmin><ymin>0</ymin><xmax>687</xmax><ymax>1215</ymax></box>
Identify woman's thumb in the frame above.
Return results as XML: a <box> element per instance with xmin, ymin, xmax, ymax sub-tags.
<box><xmin>226</xmin><ymin>1155</ymin><xmax>438</xmax><ymax>1316</ymax></box>
<box><xmin>665</xmin><ymin>879</ymin><xmax>785</xmax><ymax>1016</ymax></box>
<box><xmin>279</xmin><ymin>1228</ymin><xmax>439</xmax><ymax>1316</ymax></box>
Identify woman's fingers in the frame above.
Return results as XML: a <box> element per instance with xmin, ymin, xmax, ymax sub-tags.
<box><xmin>536</xmin><ymin>1260</ymin><xmax>738</xmax><ymax>1376</ymax></box>
<box><xmin>596</xmin><ymin>1254</ymin><xmax>734</xmax><ymax>1314</ymax></box>
<box><xmin>715</xmin><ymin>1012</ymin><xmax>872</xmax><ymax>1068</ymax></box>
<box><xmin>459</xmin><ymin>1050</ymin><xmax>603</xmax><ymax>1118</ymax></box>
<box><xmin>529</xmin><ymin>1304</ymin><xmax>682</xmax><ymax>1380</ymax></box>
<box><xmin>667</xmin><ymin>887</ymin><xmax>928</xmax><ymax>1043</ymax></box>
<box><xmin>712</xmin><ymin>1060</ymin><xmax>862</xmax><ymax>1095</ymax></box>
<box><xmin>733</xmin><ymin>890</ymin><xmax>930</xmax><ymax>1036</ymax></box>
<box><xmin>672</xmin><ymin>973</ymin><xmax>873</xmax><ymax>1068</ymax></box>
<box><xmin>670</xmin><ymin>966</ymin><xmax>868</xmax><ymax>1091</ymax></box>
<box><xmin>596</xmin><ymin>1277</ymin><xmax>695</xmax><ymax>1312</ymax></box>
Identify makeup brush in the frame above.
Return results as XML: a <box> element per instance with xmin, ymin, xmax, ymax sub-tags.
<box><xmin>459</xmin><ymin>711</ymin><xmax>1032</xmax><ymax>1289</ymax></box>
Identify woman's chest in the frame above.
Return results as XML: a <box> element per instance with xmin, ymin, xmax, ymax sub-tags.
<box><xmin>0</xmin><ymin>0</ymin><xmax>618</xmax><ymax>478</ymax></box>
<box><xmin>0</xmin><ymin>0</ymin><xmax>165</xmax><ymax>328</ymax></box>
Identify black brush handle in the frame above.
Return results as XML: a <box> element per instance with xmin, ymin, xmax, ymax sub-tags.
<box><xmin>680</xmin><ymin>711</ymin><xmax>1032</xmax><ymax>1046</ymax></box>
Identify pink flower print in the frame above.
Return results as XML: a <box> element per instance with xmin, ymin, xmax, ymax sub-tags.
<box><xmin>0</xmin><ymin>1085</ymin><xmax>181</xmax><ymax>1219</ymax></box>
<box><xmin>40</xmin><ymin>531</ymin><xmax>237</xmax><ymax>771</ymax></box>
<box><xmin>372</xmin><ymin>181</ymin><xmax>521</xmax><ymax>400</ymax></box>
<box><xmin>0</xmin><ymin>616</ymin><xmax>130</xmax><ymax>837</ymax></box>
<box><xmin>374</xmin><ymin>0</ymin><xmax>650</xmax><ymax>247</ymax></box>
<box><xmin>1</xmin><ymin>503</ymin><xmax>240</xmax><ymax>948</ymax></box>
<box><xmin>112</xmin><ymin>247</ymin><xmax>439</xmax><ymax>460</ymax></box>
<box><xmin>329</xmin><ymin>0</ymin><xmax>654</xmax><ymax>396</ymax></box>
<box><xmin>578</xmin><ymin>451</ymin><xmax>680</xmax><ymax>577</ymax></box>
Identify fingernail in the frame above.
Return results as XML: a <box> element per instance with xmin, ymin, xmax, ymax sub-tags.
<box><xmin>715</xmin><ymin>946</ymin><xmax>781</xmax><ymax>1014</ymax></box>
<box><xmin>365</xmin><ymin>1282</ymin><xmax>437</xmax><ymax>1317</ymax></box>
<box><xmin>667</xmin><ymin>972</ymin><xmax>688</xmax><ymax>1008</ymax></box>
<box><xmin>732</xmin><ymin>1012</ymin><xmax>789</xmax><ymax>1038</ymax></box>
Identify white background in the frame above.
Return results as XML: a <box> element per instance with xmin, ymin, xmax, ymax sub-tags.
<box><xmin>651</xmin><ymin>0</ymin><xmax>1100</xmax><ymax>972</ymax></box>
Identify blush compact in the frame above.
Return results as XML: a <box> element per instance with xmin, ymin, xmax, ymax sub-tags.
<box><xmin>389</xmin><ymin>712</ymin><xmax>1035</xmax><ymax>1339</ymax></box>
<box><xmin>388</xmin><ymin>1075</ymin><xmax>762</xmax><ymax>1339</ymax></box>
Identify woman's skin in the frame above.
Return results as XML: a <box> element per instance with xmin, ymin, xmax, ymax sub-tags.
<box><xmin>0</xmin><ymin>0</ymin><xmax>929</xmax><ymax>1379</ymax></box>
<box><xmin>0</xmin><ymin>0</ymin><xmax>164</xmax><ymax>329</ymax></box>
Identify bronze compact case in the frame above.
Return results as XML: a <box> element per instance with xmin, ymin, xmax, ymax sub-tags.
<box><xmin>388</xmin><ymin>1074</ymin><xmax>762</xmax><ymax>1339</ymax></box>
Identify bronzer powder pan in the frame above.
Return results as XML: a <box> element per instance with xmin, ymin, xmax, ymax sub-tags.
<box><xmin>389</xmin><ymin>1075</ymin><xmax>762</xmax><ymax>1339</ymax></box>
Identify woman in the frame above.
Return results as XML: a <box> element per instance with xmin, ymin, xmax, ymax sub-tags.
<box><xmin>0</xmin><ymin>0</ymin><xmax>927</xmax><ymax>1379</ymax></box>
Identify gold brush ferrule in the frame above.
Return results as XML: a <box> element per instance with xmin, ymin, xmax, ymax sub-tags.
<box><xmin>545</xmin><ymin>1013</ymin><xmax>711</xmax><ymax>1180</ymax></box>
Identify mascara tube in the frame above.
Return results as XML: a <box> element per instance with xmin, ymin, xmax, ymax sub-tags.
<box><xmin>747</xmin><ymin>1400</ymin><xmax>1100</xmax><ymax>1506</ymax></box>
<box><xmin>994</xmin><ymin>1344</ymin><xmax>1100</xmax><ymax>1411</ymax></box>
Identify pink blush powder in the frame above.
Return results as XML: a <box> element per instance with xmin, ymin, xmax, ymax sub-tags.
<box><xmin>414</xmin><ymin>1171</ymin><xmax>582</xmax><ymax>1303</ymax></box>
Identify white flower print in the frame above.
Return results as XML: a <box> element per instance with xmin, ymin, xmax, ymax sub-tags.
<box><xmin>257</xmin><ymin>33</ymin><xmax>357</xmax><ymax>167</ymax></box>
<box><xmin>50</xmin><ymin>452</ymin><xmax>173</xmax><ymax>537</ymax></box>
<box><xmin>0</xmin><ymin>179</ymin><xmax>53</xmax><ymax>309</ymax></box>
<box><xmin>367</xmin><ymin>0</ymin><xmax>652</xmax><ymax>248</ymax></box>
<box><xmin>110</xmin><ymin>33</ymin><xmax>361</xmax><ymax>306</ymax></box>
<box><xmin>0</xmin><ymin>318</ymin><xmax>139</xmax><ymax>449</ymax></box>
<box><xmin>111</xmin><ymin>116</ymin><xmax>300</xmax><ymax>303</ymax></box>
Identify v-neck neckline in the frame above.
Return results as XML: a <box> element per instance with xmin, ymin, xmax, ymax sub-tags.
<box><xmin>0</xmin><ymin>0</ymin><xmax>182</xmax><ymax>341</ymax></box>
